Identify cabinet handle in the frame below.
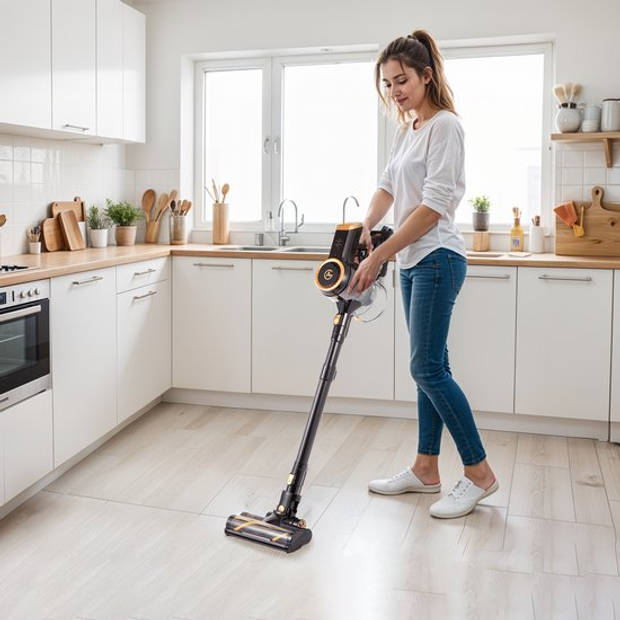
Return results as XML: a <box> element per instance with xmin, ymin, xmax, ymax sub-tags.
<box><xmin>62</xmin><ymin>123</ymin><xmax>89</xmax><ymax>132</ymax></box>
<box><xmin>466</xmin><ymin>274</ymin><xmax>511</xmax><ymax>280</ymax></box>
<box><xmin>193</xmin><ymin>262</ymin><xmax>234</xmax><ymax>268</ymax></box>
<box><xmin>134</xmin><ymin>268</ymin><xmax>157</xmax><ymax>276</ymax></box>
<box><xmin>538</xmin><ymin>274</ymin><xmax>592</xmax><ymax>282</ymax></box>
<box><xmin>72</xmin><ymin>275</ymin><xmax>104</xmax><ymax>286</ymax></box>
<box><xmin>271</xmin><ymin>266</ymin><xmax>314</xmax><ymax>271</ymax></box>
<box><xmin>133</xmin><ymin>290</ymin><xmax>157</xmax><ymax>301</ymax></box>
<box><xmin>0</xmin><ymin>305</ymin><xmax>41</xmax><ymax>323</ymax></box>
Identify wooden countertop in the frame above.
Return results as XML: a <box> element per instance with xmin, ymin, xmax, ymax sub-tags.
<box><xmin>1</xmin><ymin>243</ymin><xmax>620</xmax><ymax>286</ymax></box>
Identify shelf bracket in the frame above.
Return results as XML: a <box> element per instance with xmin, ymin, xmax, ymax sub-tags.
<box><xmin>603</xmin><ymin>138</ymin><xmax>612</xmax><ymax>168</ymax></box>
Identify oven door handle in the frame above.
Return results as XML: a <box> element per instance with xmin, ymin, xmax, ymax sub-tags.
<box><xmin>0</xmin><ymin>304</ymin><xmax>42</xmax><ymax>323</ymax></box>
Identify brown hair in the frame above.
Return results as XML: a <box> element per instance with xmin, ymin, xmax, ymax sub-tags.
<box><xmin>375</xmin><ymin>29</ymin><xmax>456</xmax><ymax>124</ymax></box>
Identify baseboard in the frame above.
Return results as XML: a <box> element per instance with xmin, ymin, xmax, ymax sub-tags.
<box><xmin>164</xmin><ymin>389</ymin><xmax>610</xmax><ymax>441</ymax></box>
<box><xmin>0</xmin><ymin>396</ymin><xmax>163</xmax><ymax>522</ymax></box>
<box><xmin>611</xmin><ymin>421</ymin><xmax>620</xmax><ymax>443</ymax></box>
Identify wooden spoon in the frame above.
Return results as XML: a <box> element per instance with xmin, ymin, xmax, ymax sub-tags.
<box><xmin>152</xmin><ymin>192</ymin><xmax>169</xmax><ymax>222</ymax></box>
<box><xmin>221</xmin><ymin>183</ymin><xmax>230</xmax><ymax>203</ymax></box>
<box><xmin>141</xmin><ymin>189</ymin><xmax>156</xmax><ymax>222</ymax></box>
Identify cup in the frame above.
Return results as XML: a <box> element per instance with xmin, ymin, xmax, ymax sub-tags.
<box><xmin>601</xmin><ymin>98</ymin><xmax>620</xmax><ymax>131</ymax></box>
<box><xmin>529</xmin><ymin>226</ymin><xmax>545</xmax><ymax>254</ymax></box>
<box><xmin>582</xmin><ymin>104</ymin><xmax>601</xmax><ymax>121</ymax></box>
<box><xmin>581</xmin><ymin>119</ymin><xmax>600</xmax><ymax>132</ymax></box>
<box><xmin>29</xmin><ymin>241</ymin><xmax>41</xmax><ymax>254</ymax></box>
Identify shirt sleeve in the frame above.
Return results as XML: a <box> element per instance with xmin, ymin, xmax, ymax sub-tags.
<box><xmin>421</xmin><ymin>115</ymin><xmax>464</xmax><ymax>217</ymax></box>
<box><xmin>377</xmin><ymin>163</ymin><xmax>393</xmax><ymax>196</ymax></box>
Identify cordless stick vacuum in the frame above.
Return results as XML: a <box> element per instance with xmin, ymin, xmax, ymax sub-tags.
<box><xmin>225</xmin><ymin>222</ymin><xmax>393</xmax><ymax>553</ymax></box>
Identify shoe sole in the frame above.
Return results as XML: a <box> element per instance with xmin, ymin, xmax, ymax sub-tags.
<box><xmin>368</xmin><ymin>484</ymin><xmax>441</xmax><ymax>495</ymax></box>
<box><xmin>430</xmin><ymin>480</ymin><xmax>499</xmax><ymax>519</ymax></box>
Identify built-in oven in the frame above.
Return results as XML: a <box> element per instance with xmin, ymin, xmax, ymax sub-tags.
<box><xmin>0</xmin><ymin>279</ymin><xmax>50</xmax><ymax>411</ymax></box>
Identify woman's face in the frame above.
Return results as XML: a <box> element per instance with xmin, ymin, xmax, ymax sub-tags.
<box><xmin>381</xmin><ymin>58</ymin><xmax>430</xmax><ymax>113</ymax></box>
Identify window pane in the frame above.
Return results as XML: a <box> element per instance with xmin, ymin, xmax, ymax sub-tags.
<box><xmin>282</xmin><ymin>62</ymin><xmax>377</xmax><ymax>224</ymax></box>
<box><xmin>204</xmin><ymin>69</ymin><xmax>262</xmax><ymax>222</ymax></box>
<box><xmin>445</xmin><ymin>54</ymin><xmax>544</xmax><ymax>225</ymax></box>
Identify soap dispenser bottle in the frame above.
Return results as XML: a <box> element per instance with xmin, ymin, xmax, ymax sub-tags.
<box><xmin>510</xmin><ymin>207</ymin><xmax>524</xmax><ymax>251</ymax></box>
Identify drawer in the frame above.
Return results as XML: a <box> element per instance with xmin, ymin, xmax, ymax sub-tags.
<box><xmin>116</xmin><ymin>257</ymin><xmax>169</xmax><ymax>293</ymax></box>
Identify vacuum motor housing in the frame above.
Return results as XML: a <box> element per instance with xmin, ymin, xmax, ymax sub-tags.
<box><xmin>315</xmin><ymin>223</ymin><xmax>393</xmax><ymax>297</ymax></box>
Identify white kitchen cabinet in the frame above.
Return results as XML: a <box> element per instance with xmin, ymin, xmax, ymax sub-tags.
<box><xmin>117</xmin><ymin>279</ymin><xmax>171</xmax><ymax>422</ymax></box>
<box><xmin>252</xmin><ymin>259</ymin><xmax>394</xmax><ymax>400</ymax></box>
<box><xmin>172</xmin><ymin>257</ymin><xmax>251</xmax><ymax>392</ymax></box>
<box><xmin>2</xmin><ymin>390</ymin><xmax>53</xmax><ymax>503</ymax></box>
<box><xmin>97</xmin><ymin>0</ymin><xmax>124</xmax><ymax>140</ymax></box>
<box><xmin>515</xmin><ymin>267</ymin><xmax>612</xmax><ymax>421</ymax></box>
<box><xmin>51</xmin><ymin>0</ymin><xmax>96</xmax><ymax>135</ymax></box>
<box><xmin>51</xmin><ymin>268</ymin><xmax>116</xmax><ymax>467</ymax></box>
<box><xmin>117</xmin><ymin>257</ymin><xmax>170</xmax><ymax>293</ymax></box>
<box><xmin>448</xmin><ymin>266</ymin><xmax>517</xmax><ymax>414</ymax></box>
<box><xmin>122</xmin><ymin>1</ymin><xmax>146</xmax><ymax>143</ymax></box>
<box><xmin>0</xmin><ymin>0</ymin><xmax>52</xmax><ymax>130</ymax></box>
<box><xmin>609</xmin><ymin>271</ymin><xmax>620</xmax><ymax>441</ymax></box>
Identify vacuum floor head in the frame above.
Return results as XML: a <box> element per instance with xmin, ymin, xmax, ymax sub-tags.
<box><xmin>225</xmin><ymin>512</ymin><xmax>312</xmax><ymax>553</ymax></box>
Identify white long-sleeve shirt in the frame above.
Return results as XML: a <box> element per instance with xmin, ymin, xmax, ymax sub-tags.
<box><xmin>378</xmin><ymin>109</ymin><xmax>467</xmax><ymax>269</ymax></box>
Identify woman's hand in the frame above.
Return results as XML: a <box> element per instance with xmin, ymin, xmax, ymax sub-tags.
<box><xmin>359</xmin><ymin>225</ymin><xmax>373</xmax><ymax>254</ymax></box>
<box><xmin>348</xmin><ymin>252</ymin><xmax>382</xmax><ymax>295</ymax></box>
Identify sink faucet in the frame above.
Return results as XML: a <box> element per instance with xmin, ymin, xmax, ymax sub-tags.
<box><xmin>342</xmin><ymin>195</ymin><xmax>360</xmax><ymax>223</ymax></box>
<box><xmin>277</xmin><ymin>199</ymin><xmax>304</xmax><ymax>246</ymax></box>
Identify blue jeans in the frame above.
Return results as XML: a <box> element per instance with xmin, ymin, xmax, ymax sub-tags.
<box><xmin>400</xmin><ymin>248</ymin><xmax>486</xmax><ymax>466</ymax></box>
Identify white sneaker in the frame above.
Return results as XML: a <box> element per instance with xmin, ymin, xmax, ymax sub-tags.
<box><xmin>429</xmin><ymin>476</ymin><xmax>499</xmax><ymax>519</ymax></box>
<box><xmin>368</xmin><ymin>467</ymin><xmax>441</xmax><ymax>495</ymax></box>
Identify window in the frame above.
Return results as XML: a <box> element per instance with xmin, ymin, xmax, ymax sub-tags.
<box><xmin>195</xmin><ymin>41</ymin><xmax>552</xmax><ymax>231</ymax></box>
<box><xmin>195</xmin><ymin>50</ymin><xmax>381</xmax><ymax>230</ymax></box>
<box><xmin>443</xmin><ymin>43</ymin><xmax>552</xmax><ymax>226</ymax></box>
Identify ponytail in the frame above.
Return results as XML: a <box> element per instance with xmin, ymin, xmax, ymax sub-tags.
<box><xmin>375</xmin><ymin>29</ymin><xmax>456</xmax><ymax>124</ymax></box>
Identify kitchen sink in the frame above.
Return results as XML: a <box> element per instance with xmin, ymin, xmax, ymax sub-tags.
<box><xmin>216</xmin><ymin>245</ymin><xmax>279</xmax><ymax>251</ymax></box>
<box><xmin>280</xmin><ymin>246</ymin><xmax>331</xmax><ymax>253</ymax></box>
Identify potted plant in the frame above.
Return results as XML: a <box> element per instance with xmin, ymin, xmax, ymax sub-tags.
<box><xmin>469</xmin><ymin>195</ymin><xmax>491</xmax><ymax>231</ymax></box>
<box><xmin>87</xmin><ymin>205</ymin><xmax>110</xmax><ymax>248</ymax></box>
<box><xmin>104</xmin><ymin>199</ymin><xmax>143</xmax><ymax>246</ymax></box>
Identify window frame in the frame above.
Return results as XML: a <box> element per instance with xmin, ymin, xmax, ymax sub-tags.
<box><xmin>194</xmin><ymin>48</ymin><xmax>386</xmax><ymax>232</ymax></box>
<box><xmin>193</xmin><ymin>39</ymin><xmax>553</xmax><ymax>233</ymax></box>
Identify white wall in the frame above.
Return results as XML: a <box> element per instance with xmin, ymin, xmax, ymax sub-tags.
<box><xmin>0</xmin><ymin>134</ymin><xmax>135</xmax><ymax>257</ymax></box>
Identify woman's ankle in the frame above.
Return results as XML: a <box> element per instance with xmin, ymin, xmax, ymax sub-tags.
<box><xmin>411</xmin><ymin>463</ymin><xmax>440</xmax><ymax>485</ymax></box>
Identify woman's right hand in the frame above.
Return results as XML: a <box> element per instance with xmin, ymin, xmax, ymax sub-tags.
<box><xmin>360</xmin><ymin>225</ymin><xmax>373</xmax><ymax>254</ymax></box>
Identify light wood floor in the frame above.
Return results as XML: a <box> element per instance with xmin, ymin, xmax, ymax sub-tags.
<box><xmin>1</xmin><ymin>402</ymin><xmax>619</xmax><ymax>619</ymax></box>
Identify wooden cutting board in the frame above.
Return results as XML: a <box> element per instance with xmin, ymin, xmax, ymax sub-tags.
<box><xmin>42</xmin><ymin>217</ymin><xmax>66</xmax><ymax>251</ymax></box>
<box><xmin>555</xmin><ymin>186</ymin><xmax>620</xmax><ymax>256</ymax></box>
<box><xmin>50</xmin><ymin>196</ymin><xmax>85</xmax><ymax>221</ymax></box>
<box><xmin>58</xmin><ymin>210</ymin><xmax>86</xmax><ymax>250</ymax></box>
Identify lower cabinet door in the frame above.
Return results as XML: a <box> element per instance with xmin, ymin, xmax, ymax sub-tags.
<box><xmin>3</xmin><ymin>390</ymin><xmax>53</xmax><ymax>502</ymax></box>
<box><xmin>117</xmin><ymin>279</ymin><xmax>171</xmax><ymax>422</ymax></box>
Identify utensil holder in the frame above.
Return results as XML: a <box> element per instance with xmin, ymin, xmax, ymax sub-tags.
<box><xmin>529</xmin><ymin>226</ymin><xmax>545</xmax><ymax>253</ymax></box>
<box><xmin>145</xmin><ymin>220</ymin><xmax>161</xmax><ymax>243</ymax></box>
<box><xmin>29</xmin><ymin>241</ymin><xmax>41</xmax><ymax>254</ymax></box>
<box><xmin>169</xmin><ymin>214</ymin><xmax>189</xmax><ymax>245</ymax></box>
<box><xmin>212</xmin><ymin>202</ymin><xmax>229</xmax><ymax>244</ymax></box>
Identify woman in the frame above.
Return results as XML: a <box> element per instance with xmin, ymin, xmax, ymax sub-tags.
<box><xmin>349</xmin><ymin>30</ymin><xmax>498</xmax><ymax>519</ymax></box>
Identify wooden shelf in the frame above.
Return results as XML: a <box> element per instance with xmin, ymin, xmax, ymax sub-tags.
<box><xmin>551</xmin><ymin>131</ymin><xmax>620</xmax><ymax>167</ymax></box>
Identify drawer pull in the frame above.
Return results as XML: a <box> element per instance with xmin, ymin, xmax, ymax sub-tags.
<box><xmin>271</xmin><ymin>266</ymin><xmax>314</xmax><ymax>271</ymax></box>
<box><xmin>193</xmin><ymin>262</ymin><xmax>235</xmax><ymax>268</ymax></box>
<box><xmin>72</xmin><ymin>275</ymin><xmax>104</xmax><ymax>286</ymax></box>
<box><xmin>466</xmin><ymin>274</ymin><xmax>511</xmax><ymax>280</ymax></box>
<box><xmin>62</xmin><ymin>123</ymin><xmax>89</xmax><ymax>132</ymax></box>
<box><xmin>133</xmin><ymin>290</ymin><xmax>157</xmax><ymax>301</ymax></box>
<box><xmin>134</xmin><ymin>268</ymin><xmax>156</xmax><ymax>276</ymax></box>
<box><xmin>0</xmin><ymin>305</ymin><xmax>41</xmax><ymax>323</ymax></box>
<box><xmin>538</xmin><ymin>274</ymin><xmax>592</xmax><ymax>282</ymax></box>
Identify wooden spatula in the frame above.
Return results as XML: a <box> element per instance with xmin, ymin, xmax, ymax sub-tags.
<box><xmin>573</xmin><ymin>204</ymin><xmax>585</xmax><ymax>237</ymax></box>
<box><xmin>152</xmin><ymin>192</ymin><xmax>169</xmax><ymax>222</ymax></box>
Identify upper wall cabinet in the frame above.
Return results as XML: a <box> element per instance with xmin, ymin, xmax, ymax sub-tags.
<box><xmin>0</xmin><ymin>0</ymin><xmax>145</xmax><ymax>143</ymax></box>
<box><xmin>97</xmin><ymin>0</ymin><xmax>124</xmax><ymax>140</ymax></box>
<box><xmin>122</xmin><ymin>1</ymin><xmax>146</xmax><ymax>143</ymax></box>
<box><xmin>52</xmin><ymin>0</ymin><xmax>97</xmax><ymax>136</ymax></box>
<box><xmin>0</xmin><ymin>0</ymin><xmax>52</xmax><ymax>130</ymax></box>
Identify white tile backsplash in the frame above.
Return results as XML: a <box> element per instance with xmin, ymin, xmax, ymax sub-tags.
<box><xmin>0</xmin><ymin>133</ymin><xmax>134</xmax><ymax>257</ymax></box>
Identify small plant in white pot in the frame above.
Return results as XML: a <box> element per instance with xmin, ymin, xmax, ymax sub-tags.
<box><xmin>469</xmin><ymin>195</ymin><xmax>491</xmax><ymax>231</ymax></box>
<box><xmin>87</xmin><ymin>205</ymin><xmax>110</xmax><ymax>248</ymax></box>
<box><xmin>104</xmin><ymin>199</ymin><xmax>144</xmax><ymax>246</ymax></box>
